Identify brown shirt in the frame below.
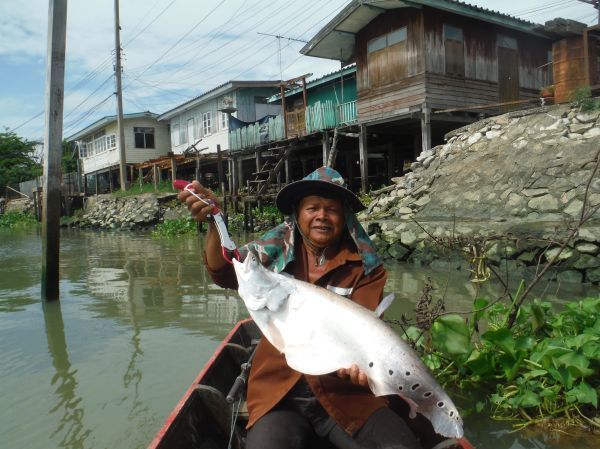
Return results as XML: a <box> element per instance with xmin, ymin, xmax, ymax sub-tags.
<box><xmin>206</xmin><ymin>238</ymin><xmax>388</xmax><ymax>435</ymax></box>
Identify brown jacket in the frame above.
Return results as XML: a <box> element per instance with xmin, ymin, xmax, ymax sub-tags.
<box><xmin>206</xmin><ymin>238</ymin><xmax>388</xmax><ymax>435</ymax></box>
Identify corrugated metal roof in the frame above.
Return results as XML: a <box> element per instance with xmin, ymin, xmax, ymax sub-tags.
<box><xmin>65</xmin><ymin>111</ymin><xmax>159</xmax><ymax>142</ymax></box>
<box><xmin>157</xmin><ymin>80</ymin><xmax>281</xmax><ymax>121</ymax></box>
<box><xmin>301</xmin><ymin>0</ymin><xmax>551</xmax><ymax>61</ymax></box>
<box><xmin>267</xmin><ymin>64</ymin><xmax>357</xmax><ymax>102</ymax></box>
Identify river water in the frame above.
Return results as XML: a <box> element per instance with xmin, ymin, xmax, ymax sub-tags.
<box><xmin>0</xmin><ymin>228</ymin><xmax>598</xmax><ymax>449</ymax></box>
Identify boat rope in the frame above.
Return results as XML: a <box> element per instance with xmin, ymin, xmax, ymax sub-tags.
<box><xmin>227</xmin><ymin>397</ymin><xmax>243</xmax><ymax>449</ymax></box>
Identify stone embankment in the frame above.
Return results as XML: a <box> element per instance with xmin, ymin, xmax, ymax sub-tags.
<box><xmin>69</xmin><ymin>193</ymin><xmax>188</xmax><ymax>230</ymax></box>
<box><xmin>360</xmin><ymin>104</ymin><xmax>600</xmax><ymax>284</ymax></box>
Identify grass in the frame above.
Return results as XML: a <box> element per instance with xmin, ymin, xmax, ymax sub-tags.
<box><xmin>0</xmin><ymin>212</ymin><xmax>37</xmax><ymax>229</ymax></box>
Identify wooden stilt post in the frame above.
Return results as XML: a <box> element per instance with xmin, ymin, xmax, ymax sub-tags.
<box><xmin>170</xmin><ymin>154</ymin><xmax>177</xmax><ymax>186</ymax></box>
<box><xmin>285</xmin><ymin>158</ymin><xmax>290</xmax><ymax>184</ymax></box>
<box><xmin>108</xmin><ymin>167</ymin><xmax>113</xmax><ymax>193</ymax></box>
<box><xmin>322</xmin><ymin>130</ymin><xmax>330</xmax><ymax>166</ymax></box>
<box><xmin>359</xmin><ymin>124</ymin><xmax>369</xmax><ymax>193</ymax></box>
<box><xmin>41</xmin><ymin>0</ymin><xmax>68</xmax><ymax>301</ymax></box>
<box><xmin>94</xmin><ymin>173</ymin><xmax>99</xmax><ymax>195</ymax></box>
<box><xmin>420</xmin><ymin>104</ymin><xmax>431</xmax><ymax>155</ymax></box>
<box><xmin>76</xmin><ymin>158</ymin><xmax>82</xmax><ymax>194</ymax></box>
<box><xmin>138</xmin><ymin>167</ymin><xmax>143</xmax><ymax>189</ymax></box>
<box><xmin>153</xmin><ymin>164</ymin><xmax>158</xmax><ymax>192</ymax></box>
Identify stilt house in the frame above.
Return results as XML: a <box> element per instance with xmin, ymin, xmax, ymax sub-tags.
<box><xmin>299</xmin><ymin>0</ymin><xmax>556</xmax><ymax>192</ymax></box>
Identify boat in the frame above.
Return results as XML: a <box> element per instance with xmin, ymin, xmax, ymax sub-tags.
<box><xmin>147</xmin><ymin>319</ymin><xmax>474</xmax><ymax>449</ymax></box>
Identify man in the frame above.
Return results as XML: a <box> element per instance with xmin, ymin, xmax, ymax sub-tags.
<box><xmin>179</xmin><ymin>167</ymin><xmax>421</xmax><ymax>449</ymax></box>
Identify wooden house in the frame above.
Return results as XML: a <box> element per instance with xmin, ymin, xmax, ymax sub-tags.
<box><xmin>300</xmin><ymin>0</ymin><xmax>556</xmax><ymax>191</ymax></box>
<box><xmin>227</xmin><ymin>66</ymin><xmax>367</xmax><ymax>195</ymax></box>
<box><xmin>67</xmin><ymin>112</ymin><xmax>170</xmax><ymax>192</ymax></box>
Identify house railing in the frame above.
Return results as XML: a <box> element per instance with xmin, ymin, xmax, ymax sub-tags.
<box><xmin>228</xmin><ymin>100</ymin><xmax>358</xmax><ymax>150</ymax></box>
<box><xmin>306</xmin><ymin>100</ymin><xmax>357</xmax><ymax>134</ymax></box>
<box><xmin>229</xmin><ymin>115</ymin><xmax>284</xmax><ymax>151</ymax></box>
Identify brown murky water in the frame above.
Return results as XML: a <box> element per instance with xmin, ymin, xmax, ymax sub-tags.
<box><xmin>0</xmin><ymin>228</ymin><xmax>598</xmax><ymax>449</ymax></box>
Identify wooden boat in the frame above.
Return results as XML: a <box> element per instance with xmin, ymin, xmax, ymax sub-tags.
<box><xmin>147</xmin><ymin>319</ymin><xmax>474</xmax><ymax>449</ymax></box>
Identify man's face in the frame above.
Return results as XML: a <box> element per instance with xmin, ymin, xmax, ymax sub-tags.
<box><xmin>296</xmin><ymin>195</ymin><xmax>345</xmax><ymax>248</ymax></box>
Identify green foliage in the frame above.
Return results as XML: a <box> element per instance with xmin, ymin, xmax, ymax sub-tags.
<box><xmin>358</xmin><ymin>190</ymin><xmax>373</xmax><ymax>207</ymax></box>
<box><xmin>62</xmin><ymin>139</ymin><xmax>77</xmax><ymax>173</ymax></box>
<box><xmin>252</xmin><ymin>204</ymin><xmax>280</xmax><ymax>224</ymax></box>
<box><xmin>570</xmin><ymin>86</ymin><xmax>600</xmax><ymax>112</ymax></box>
<box><xmin>404</xmin><ymin>297</ymin><xmax>600</xmax><ymax>428</ymax></box>
<box><xmin>0</xmin><ymin>212</ymin><xmax>37</xmax><ymax>229</ymax></box>
<box><xmin>0</xmin><ymin>131</ymin><xmax>42</xmax><ymax>194</ymax></box>
<box><xmin>151</xmin><ymin>217</ymin><xmax>197</xmax><ymax>237</ymax></box>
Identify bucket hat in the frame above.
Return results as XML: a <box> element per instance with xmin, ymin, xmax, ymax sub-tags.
<box><xmin>275</xmin><ymin>166</ymin><xmax>365</xmax><ymax>214</ymax></box>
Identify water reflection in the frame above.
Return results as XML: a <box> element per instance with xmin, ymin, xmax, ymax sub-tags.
<box><xmin>66</xmin><ymin>229</ymin><xmax>246</xmax><ymax>332</ymax></box>
<box><xmin>43</xmin><ymin>300</ymin><xmax>91</xmax><ymax>449</ymax></box>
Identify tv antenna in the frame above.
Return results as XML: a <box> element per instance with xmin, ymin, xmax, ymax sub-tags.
<box><xmin>257</xmin><ymin>32</ymin><xmax>308</xmax><ymax>79</ymax></box>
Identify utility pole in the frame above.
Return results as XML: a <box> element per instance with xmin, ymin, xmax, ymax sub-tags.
<box><xmin>114</xmin><ymin>0</ymin><xmax>127</xmax><ymax>191</ymax></box>
<box><xmin>42</xmin><ymin>0</ymin><xmax>68</xmax><ymax>301</ymax></box>
<box><xmin>577</xmin><ymin>0</ymin><xmax>600</xmax><ymax>24</ymax></box>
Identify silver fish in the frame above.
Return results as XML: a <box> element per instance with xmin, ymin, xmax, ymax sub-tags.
<box><xmin>233</xmin><ymin>251</ymin><xmax>464</xmax><ymax>439</ymax></box>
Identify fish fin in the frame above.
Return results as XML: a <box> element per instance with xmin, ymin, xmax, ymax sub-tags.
<box><xmin>398</xmin><ymin>394</ymin><xmax>419</xmax><ymax>419</ymax></box>
<box><xmin>374</xmin><ymin>293</ymin><xmax>395</xmax><ymax>318</ymax></box>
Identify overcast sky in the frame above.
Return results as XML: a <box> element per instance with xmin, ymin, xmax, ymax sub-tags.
<box><xmin>0</xmin><ymin>0</ymin><xmax>597</xmax><ymax>142</ymax></box>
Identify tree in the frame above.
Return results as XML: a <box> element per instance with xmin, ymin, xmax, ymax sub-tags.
<box><xmin>62</xmin><ymin>139</ymin><xmax>77</xmax><ymax>173</ymax></box>
<box><xmin>0</xmin><ymin>131</ymin><xmax>42</xmax><ymax>197</ymax></box>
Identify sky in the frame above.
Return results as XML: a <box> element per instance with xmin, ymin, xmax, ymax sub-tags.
<box><xmin>0</xmin><ymin>0</ymin><xmax>598</xmax><ymax>143</ymax></box>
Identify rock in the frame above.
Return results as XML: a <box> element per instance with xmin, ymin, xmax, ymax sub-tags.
<box><xmin>387</xmin><ymin>243</ymin><xmax>411</xmax><ymax>260</ymax></box>
<box><xmin>577</xmin><ymin>228</ymin><xmax>598</xmax><ymax>242</ymax></box>
<box><xmin>400</xmin><ymin>230</ymin><xmax>420</xmax><ymax>247</ymax></box>
<box><xmin>586</xmin><ymin>267</ymin><xmax>600</xmax><ymax>283</ymax></box>
<box><xmin>557</xmin><ymin>270</ymin><xmax>583</xmax><ymax>284</ymax></box>
<box><xmin>575</xmin><ymin>111</ymin><xmax>600</xmax><ymax>123</ymax></box>
<box><xmin>486</xmin><ymin>130</ymin><xmax>503</xmax><ymax>139</ymax></box>
<box><xmin>583</xmin><ymin>127</ymin><xmax>600</xmax><ymax>139</ymax></box>
<box><xmin>528</xmin><ymin>194</ymin><xmax>559</xmax><ymax>212</ymax></box>
<box><xmin>467</xmin><ymin>132</ymin><xmax>483</xmax><ymax>145</ymax></box>
<box><xmin>573</xmin><ymin>255</ymin><xmax>600</xmax><ymax>269</ymax></box>
<box><xmin>522</xmin><ymin>188</ymin><xmax>549</xmax><ymax>197</ymax></box>
<box><xmin>576</xmin><ymin>243</ymin><xmax>599</xmax><ymax>255</ymax></box>
<box><xmin>564</xmin><ymin>200</ymin><xmax>583</xmax><ymax>217</ymax></box>
<box><xmin>545</xmin><ymin>247</ymin><xmax>575</xmax><ymax>261</ymax></box>
<box><xmin>513</xmin><ymin>139</ymin><xmax>528</xmax><ymax>149</ymax></box>
<box><xmin>397</xmin><ymin>206</ymin><xmax>413</xmax><ymax>215</ymax></box>
<box><xmin>569</xmin><ymin>122</ymin><xmax>594</xmax><ymax>134</ymax></box>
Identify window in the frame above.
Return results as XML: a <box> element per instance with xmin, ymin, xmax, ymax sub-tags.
<box><xmin>187</xmin><ymin>118</ymin><xmax>195</xmax><ymax>143</ymax></box>
<box><xmin>367</xmin><ymin>27</ymin><xmax>407</xmax><ymax>86</ymax></box>
<box><xmin>203</xmin><ymin>112</ymin><xmax>212</xmax><ymax>135</ymax></box>
<box><xmin>79</xmin><ymin>141</ymin><xmax>87</xmax><ymax>158</ymax></box>
<box><xmin>134</xmin><ymin>127</ymin><xmax>155</xmax><ymax>148</ymax></box>
<box><xmin>172</xmin><ymin>124</ymin><xmax>180</xmax><ymax>146</ymax></box>
<box><xmin>443</xmin><ymin>24</ymin><xmax>464</xmax><ymax>77</ymax></box>
<box><xmin>220</xmin><ymin>112</ymin><xmax>228</xmax><ymax>130</ymax></box>
<box><xmin>498</xmin><ymin>35</ymin><xmax>518</xmax><ymax>50</ymax></box>
<box><xmin>106</xmin><ymin>134</ymin><xmax>117</xmax><ymax>150</ymax></box>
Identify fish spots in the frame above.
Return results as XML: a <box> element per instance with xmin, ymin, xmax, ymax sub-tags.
<box><xmin>388</xmin><ymin>369</ymin><xmax>394</xmax><ymax>376</ymax></box>
<box><xmin>411</xmin><ymin>383</ymin><xmax>420</xmax><ymax>391</ymax></box>
<box><xmin>449</xmin><ymin>411</ymin><xmax>454</xmax><ymax>417</ymax></box>
<box><xmin>437</xmin><ymin>401</ymin><xmax>445</xmax><ymax>408</ymax></box>
<box><xmin>423</xmin><ymin>391</ymin><xmax>432</xmax><ymax>398</ymax></box>
<box><xmin>398</xmin><ymin>385</ymin><xmax>403</xmax><ymax>391</ymax></box>
<box><xmin>369</xmin><ymin>362</ymin><xmax>374</xmax><ymax>368</ymax></box>
<box><xmin>405</xmin><ymin>371</ymin><xmax>411</xmax><ymax>376</ymax></box>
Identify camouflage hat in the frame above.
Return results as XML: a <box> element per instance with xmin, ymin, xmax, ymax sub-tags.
<box><xmin>275</xmin><ymin>166</ymin><xmax>365</xmax><ymax>214</ymax></box>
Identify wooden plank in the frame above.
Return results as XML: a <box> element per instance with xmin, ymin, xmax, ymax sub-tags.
<box><xmin>359</xmin><ymin>124</ymin><xmax>368</xmax><ymax>193</ymax></box>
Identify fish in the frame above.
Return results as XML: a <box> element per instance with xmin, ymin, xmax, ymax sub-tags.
<box><xmin>232</xmin><ymin>250</ymin><xmax>464</xmax><ymax>439</ymax></box>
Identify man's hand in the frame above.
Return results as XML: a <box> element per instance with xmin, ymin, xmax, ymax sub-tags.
<box><xmin>177</xmin><ymin>180</ymin><xmax>219</xmax><ymax>223</ymax></box>
<box><xmin>337</xmin><ymin>364</ymin><xmax>369</xmax><ymax>387</ymax></box>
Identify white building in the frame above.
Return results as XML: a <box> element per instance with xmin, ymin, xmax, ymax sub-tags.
<box><xmin>67</xmin><ymin>112</ymin><xmax>170</xmax><ymax>178</ymax></box>
<box><xmin>157</xmin><ymin>81</ymin><xmax>281</xmax><ymax>155</ymax></box>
